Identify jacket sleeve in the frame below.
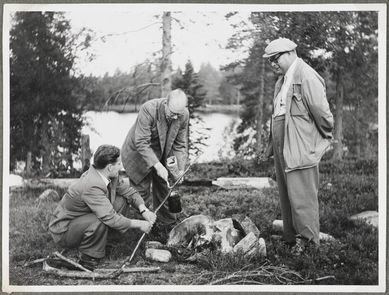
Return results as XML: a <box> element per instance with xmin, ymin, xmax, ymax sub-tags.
<box><xmin>115</xmin><ymin>177</ymin><xmax>144</xmax><ymax>209</ymax></box>
<box><xmin>301</xmin><ymin>77</ymin><xmax>334</xmax><ymax>139</ymax></box>
<box><xmin>171</xmin><ymin>111</ymin><xmax>189</xmax><ymax>171</ymax></box>
<box><xmin>134</xmin><ymin>104</ymin><xmax>160</xmax><ymax>169</ymax></box>
<box><xmin>81</xmin><ymin>185</ymin><xmax>134</xmax><ymax>233</ymax></box>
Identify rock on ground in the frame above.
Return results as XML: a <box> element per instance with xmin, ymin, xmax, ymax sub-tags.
<box><xmin>349</xmin><ymin>211</ymin><xmax>378</xmax><ymax>228</ymax></box>
<box><xmin>145</xmin><ymin>249</ymin><xmax>172</xmax><ymax>263</ymax></box>
<box><xmin>233</xmin><ymin>232</ymin><xmax>267</xmax><ymax>257</ymax></box>
<box><xmin>9</xmin><ymin>174</ymin><xmax>24</xmax><ymax>187</ymax></box>
<box><xmin>145</xmin><ymin>241</ymin><xmax>164</xmax><ymax>249</ymax></box>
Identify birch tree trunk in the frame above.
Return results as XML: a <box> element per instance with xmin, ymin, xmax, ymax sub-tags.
<box><xmin>161</xmin><ymin>12</ymin><xmax>172</xmax><ymax>97</ymax></box>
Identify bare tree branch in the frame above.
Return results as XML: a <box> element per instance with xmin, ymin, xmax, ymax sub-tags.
<box><xmin>99</xmin><ymin>21</ymin><xmax>161</xmax><ymax>40</ymax></box>
<box><xmin>102</xmin><ymin>83</ymin><xmax>160</xmax><ymax>112</ymax></box>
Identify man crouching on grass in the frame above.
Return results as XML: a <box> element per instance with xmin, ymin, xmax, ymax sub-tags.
<box><xmin>49</xmin><ymin>144</ymin><xmax>156</xmax><ymax>271</ymax></box>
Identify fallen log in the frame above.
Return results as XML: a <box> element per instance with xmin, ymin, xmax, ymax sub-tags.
<box><xmin>182</xmin><ymin>179</ymin><xmax>213</xmax><ymax>186</ymax></box>
<box><xmin>43</xmin><ymin>261</ymin><xmax>160</xmax><ymax>279</ymax></box>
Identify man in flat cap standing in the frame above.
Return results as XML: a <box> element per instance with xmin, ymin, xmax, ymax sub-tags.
<box><xmin>263</xmin><ymin>38</ymin><xmax>334</xmax><ymax>253</ymax></box>
<box><xmin>121</xmin><ymin>89</ymin><xmax>189</xmax><ymax>235</ymax></box>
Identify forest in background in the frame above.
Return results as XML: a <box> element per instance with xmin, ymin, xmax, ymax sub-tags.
<box><xmin>9</xmin><ymin>10</ymin><xmax>379</xmax><ymax>176</ymax></box>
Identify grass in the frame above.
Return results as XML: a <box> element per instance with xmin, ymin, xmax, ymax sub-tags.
<box><xmin>7</xmin><ymin>158</ymin><xmax>378</xmax><ymax>286</ymax></box>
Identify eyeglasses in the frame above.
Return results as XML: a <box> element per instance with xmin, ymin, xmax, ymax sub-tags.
<box><xmin>165</xmin><ymin>104</ymin><xmax>182</xmax><ymax>120</ymax></box>
<box><xmin>269</xmin><ymin>51</ymin><xmax>288</xmax><ymax>64</ymax></box>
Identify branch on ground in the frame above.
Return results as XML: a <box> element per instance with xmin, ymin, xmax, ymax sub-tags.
<box><xmin>42</xmin><ymin>261</ymin><xmax>160</xmax><ymax>279</ymax></box>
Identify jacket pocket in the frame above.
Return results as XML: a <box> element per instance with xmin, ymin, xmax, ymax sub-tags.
<box><xmin>290</xmin><ymin>93</ymin><xmax>309</xmax><ymax>118</ymax></box>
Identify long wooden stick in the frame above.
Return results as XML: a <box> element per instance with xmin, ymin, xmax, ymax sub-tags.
<box><xmin>43</xmin><ymin>261</ymin><xmax>160</xmax><ymax>279</ymax></box>
<box><xmin>296</xmin><ymin>275</ymin><xmax>336</xmax><ymax>284</ymax></box>
<box><xmin>24</xmin><ymin>257</ymin><xmax>48</xmax><ymax>267</ymax></box>
<box><xmin>96</xmin><ymin>266</ymin><xmax>160</xmax><ymax>273</ymax></box>
<box><xmin>111</xmin><ymin>154</ymin><xmax>201</xmax><ymax>278</ymax></box>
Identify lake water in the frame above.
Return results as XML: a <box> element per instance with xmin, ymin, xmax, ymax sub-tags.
<box><xmin>82</xmin><ymin>111</ymin><xmax>240</xmax><ymax>163</ymax></box>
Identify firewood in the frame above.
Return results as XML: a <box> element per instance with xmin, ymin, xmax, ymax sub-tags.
<box><xmin>53</xmin><ymin>251</ymin><xmax>91</xmax><ymax>272</ymax></box>
<box><xmin>43</xmin><ymin>261</ymin><xmax>115</xmax><ymax>279</ymax></box>
<box><xmin>43</xmin><ymin>261</ymin><xmax>160</xmax><ymax>279</ymax></box>
<box><xmin>95</xmin><ymin>266</ymin><xmax>160</xmax><ymax>273</ymax></box>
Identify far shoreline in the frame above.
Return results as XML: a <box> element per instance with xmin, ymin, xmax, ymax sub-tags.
<box><xmin>89</xmin><ymin>104</ymin><xmax>242</xmax><ymax>115</ymax></box>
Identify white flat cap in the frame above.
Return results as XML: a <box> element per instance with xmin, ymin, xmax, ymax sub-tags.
<box><xmin>263</xmin><ymin>38</ymin><xmax>297</xmax><ymax>58</ymax></box>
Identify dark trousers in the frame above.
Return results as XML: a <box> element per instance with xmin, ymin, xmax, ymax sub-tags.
<box><xmin>56</xmin><ymin>196</ymin><xmax>129</xmax><ymax>258</ymax></box>
<box><xmin>272</xmin><ymin>116</ymin><xmax>320</xmax><ymax>245</ymax></box>
<box><xmin>130</xmin><ymin>170</ymin><xmax>175</xmax><ymax>225</ymax></box>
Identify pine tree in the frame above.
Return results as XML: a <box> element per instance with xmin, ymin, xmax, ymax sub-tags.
<box><xmin>172</xmin><ymin>60</ymin><xmax>207</xmax><ymax>157</ymax></box>
<box><xmin>10</xmin><ymin>11</ymin><xmax>89</xmax><ymax>176</ymax></box>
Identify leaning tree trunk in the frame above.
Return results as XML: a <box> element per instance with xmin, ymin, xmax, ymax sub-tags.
<box><xmin>331</xmin><ymin>69</ymin><xmax>344</xmax><ymax>161</ymax></box>
<box><xmin>256</xmin><ymin>58</ymin><xmax>265</xmax><ymax>153</ymax></box>
<box><xmin>161</xmin><ymin>12</ymin><xmax>172</xmax><ymax>97</ymax></box>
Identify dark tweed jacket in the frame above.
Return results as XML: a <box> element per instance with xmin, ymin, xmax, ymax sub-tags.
<box><xmin>121</xmin><ymin>98</ymin><xmax>189</xmax><ymax>184</ymax></box>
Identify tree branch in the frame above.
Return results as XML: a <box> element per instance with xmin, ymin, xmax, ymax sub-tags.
<box><xmin>102</xmin><ymin>83</ymin><xmax>160</xmax><ymax>111</ymax></box>
<box><xmin>99</xmin><ymin>22</ymin><xmax>161</xmax><ymax>40</ymax></box>
<box><xmin>43</xmin><ymin>261</ymin><xmax>160</xmax><ymax>279</ymax></box>
<box><xmin>54</xmin><ymin>251</ymin><xmax>91</xmax><ymax>272</ymax></box>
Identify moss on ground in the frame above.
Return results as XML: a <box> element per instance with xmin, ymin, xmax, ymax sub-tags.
<box><xmin>8</xmin><ymin>158</ymin><xmax>378</xmax><ymax>285</ymax></box>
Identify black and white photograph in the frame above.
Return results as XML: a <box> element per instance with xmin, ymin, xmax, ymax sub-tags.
<box><xmin>2</xmin><ymin>2</ymin><xmax>387</xmax><ymax>293</ymax></box>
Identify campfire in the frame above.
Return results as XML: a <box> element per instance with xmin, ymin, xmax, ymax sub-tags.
<box><xmin>145</xmin><ymin>214</ymin><xmax>266</xmax><ymax>263</ymax></box>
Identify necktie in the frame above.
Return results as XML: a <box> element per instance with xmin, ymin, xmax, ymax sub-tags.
<box><xmin>107</xmin><ymin>182</ymin><xmax>112</xmax><ymax>203</ymax></box>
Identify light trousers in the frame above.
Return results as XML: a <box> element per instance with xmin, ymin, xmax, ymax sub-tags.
<box><xmin>272</xmin><ymin>116</ymin><xmax>320</xmax><ymax>245</ymax></box>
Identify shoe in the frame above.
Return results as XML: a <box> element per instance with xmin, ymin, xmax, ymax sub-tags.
<box><xmin>271</xmin><ymin>234</ymin><xmax>296</xmax><ymax>248</ymax></box>
<box><xmin>78</xmin><ymin>253</ymin><xmax>101</xmax><ymax>271</ymax></box>
<box><xmin>290</xmin><ymin>236</ymin><xmax>313</xmax><ymax>256</ymax></box>
<box><xmin>46</xmin><ymin>257</ymin><xmax>81</xmax><ymax>271</ymax></box>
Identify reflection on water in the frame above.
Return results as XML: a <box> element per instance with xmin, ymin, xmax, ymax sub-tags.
<box><xmin>82</xmin><ymin>111</ymin><xmax>239</xmax><ymax>163</ymax></box>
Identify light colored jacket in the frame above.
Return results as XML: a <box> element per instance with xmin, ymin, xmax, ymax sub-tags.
<box><xmin>49</xmin><ymin>166</ymin><xmax>144</xmax><ymax>241</ymax></box>
<box><xmin>121</xmin><ymin>98</ymin><xmax>189</xmax><ymax>184</ymax></box>
<box><xmin>267</xmin><ymin>58</ymin><xmax>334</xmax><ymax>172</ymax></box>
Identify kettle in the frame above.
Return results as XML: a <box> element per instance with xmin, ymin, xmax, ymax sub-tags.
<box><xmin>168</xmin><ymin>191</ymin><xmax>182</xmax><ymax>213</ymax></box>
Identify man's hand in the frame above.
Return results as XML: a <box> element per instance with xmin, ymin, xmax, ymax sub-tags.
<box><xmin>142</xmin><ymin>210</ymin><xmax>157</xmax><ymax>224</ymax></box>
<box><xmin>175</xmin><ymin>170</ymin><xmax>184</xmax><ymax>184</ymax></box>
<box><xmin>154</xmin><ymin>162</ymin><xmax>168</xmax><ymax>183</ymax></box>
<box><xmin>132</xmin><ymin>220</ymin><xmax>153</xmax><ymax>234</ymax></box>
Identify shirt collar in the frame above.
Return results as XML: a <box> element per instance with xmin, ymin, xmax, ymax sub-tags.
<box><xmin>284</xmin><ymin>57</ymin><xmax>299</xmax><ymax>81</ymax></box>
<box><xmin>96</xmin><ymin>170</ymin><xmax>110</xmax><ymax>187</ymax></box>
